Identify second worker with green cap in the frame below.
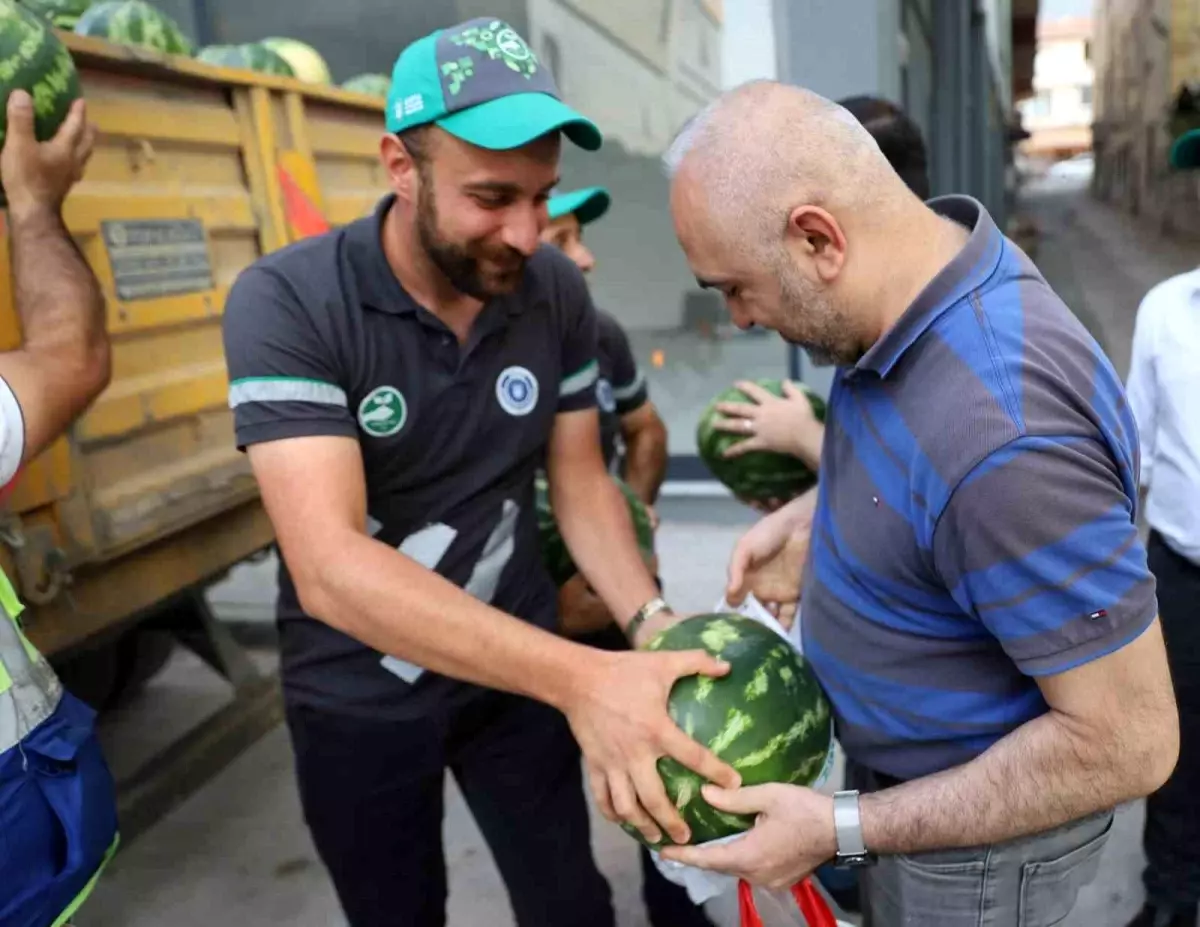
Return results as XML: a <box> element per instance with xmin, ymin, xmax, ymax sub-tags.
<box><xmin>221</xmin><ymin>16</ymin><xmax>739</xmax><ymax>927</ymax></box>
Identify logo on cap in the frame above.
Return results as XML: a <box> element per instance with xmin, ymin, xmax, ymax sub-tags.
<box><xmin>445</xmin><ymin>19</ymin><xmax>540</xmax><ymax>94</ymax></box>
<box><xmin>358</xmin><ymin>385</ymin><xmax>408</xmax><ymax>437</ymax></box>
<box><xmin>496</xmin><ymin>366</ymin><xmax>539</xmax><ymax>417</ymax></box>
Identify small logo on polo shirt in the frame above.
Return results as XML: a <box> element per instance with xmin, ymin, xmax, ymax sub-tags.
<box><xmin>496</xmin><ymin>366</ymin><xmax>539</xmax><ymax>417</ymax></box>
<box><xmin>358</xmin><ymin>386</ymin><xmax>408</xmax><ymax>437</ymax></box>
<box><xmin>596</xmin><ymin>378</ymin><xmax>616</xmax><ymax>413</ymax></box>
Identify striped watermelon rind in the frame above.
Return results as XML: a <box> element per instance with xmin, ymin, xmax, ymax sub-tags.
<box><xmin>74</xmin><ymin>0</ymin><xmax>192</xmax><ymax>56</ymax></box>
<box><xmin>197</xmin><ymin>42</ymin><xmax>294</xmax><ymax>77</ymax></box>
<box><xmin>535</xmin><ymin>472</ymin><xmax>655</xmax><ymax>588</ymax></box>
<box><xmin>627</xmin><ymin>613</ymin><xmax>832</xmax><ymax>848</ymax></box>
<box><xmin>695</xmin><ymin>378</ymin><xmax>827</xmax><ymax>504</ymax></box>
<box><xmin>19</xmin><ymin>0</ymin><xmax>92</xmax><ymax>29</ymax></box>
<box><xmin>341</xmin><ymin>72</ymin><xmax>389</xmax><ymax>97</ymax></box>
<box><xmin>0</xmin><ymin>0</ymin><xmax>82</xmax><ymax>203</ymax></box>
<box><xmin>259</xmin><ymin>36</ymin><xmax>330</xmax><ymax>84</ymax></box>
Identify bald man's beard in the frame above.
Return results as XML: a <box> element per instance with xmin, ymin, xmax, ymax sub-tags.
<box><xmin>776</xmin><ymin>264</ymin><xmax>862</xmax><ymax>367</ymax></box>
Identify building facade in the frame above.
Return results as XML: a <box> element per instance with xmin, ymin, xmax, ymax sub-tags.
<box><xmin>1017</xmin><ymin>17</ymin><xmax>1094</xmax><ymax>160</ymax></box>
<box><xmin>1092</xmin><ymin>0</ymin><xmax>1200</xmax><ymax>234</ymax></box>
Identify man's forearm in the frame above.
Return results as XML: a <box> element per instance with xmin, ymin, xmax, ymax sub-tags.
<box><xmin>304</xmin><ymin>530</ymin><xmax>591</xmax><ymax>710</ymax></box>
<box><xmin>860</xmin><ymin>707</ymin><xmax>1159</xmax><ymax>855</ymax></box>
<box><xmin>552</xmin><ymin>467</ymin><xmax>660</xmax><ymax>630</ymax></box>
<box><xmin>622</xmin><ymin>425</ymin><xmax>667</xmax><ymax>504</ymax></box>
<box><xmin>12</xmin><ymin>205</ymin><xmax>105</xmax><ymax>358</ymax></box>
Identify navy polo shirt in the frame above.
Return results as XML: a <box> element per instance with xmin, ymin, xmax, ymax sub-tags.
<box><xmin>802</xmin><ymin>195</ymin><xmax>1156</xmax><ymax>779</ymax></box>
<box><xmin>222</xmin><ymin>195</ymin><xmax>600</xmax><ymax>717</ymax></box>
<box><xmin>595</xmin><ymin>309</ymin><xmax>649</xmax><ymax>469</ymax></box>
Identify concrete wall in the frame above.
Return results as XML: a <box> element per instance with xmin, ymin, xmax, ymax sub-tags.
<box><xmin>1092</xmin><ymin>0</ymin><xmax>1200</xmax><ymax>235</ymax></box>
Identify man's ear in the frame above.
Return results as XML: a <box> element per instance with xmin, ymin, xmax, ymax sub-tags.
<box><xmin>783</xmin><ymin>205</ymin><xmax>847</xmax><ymax>283</ymax></box>
<box><xmin>381</xmin><ymin>133</ymin><xmax>421</xmax><ymax>204</ymax></box>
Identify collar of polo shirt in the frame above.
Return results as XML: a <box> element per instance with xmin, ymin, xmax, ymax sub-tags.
<box><xmin>854</xmin><ymin>195</ymin><xmax>1005</xmax><ymax>379</ymax></box>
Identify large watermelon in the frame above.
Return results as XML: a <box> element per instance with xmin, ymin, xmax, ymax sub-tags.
<box><xmin>696</xmin><ymin>378</ymin><xmax>826</xmax><ymax>504</ymax></box>
<box><xmin>73</xmin><ymin>0</ymin><xmax>191</xmax><ymax>56</ymax></box>
<box><xmin>196</xmin><ymin>42</ymin><xmax>294</xmax><ymax>77</ymax></box>
<box><xmin>630</xmin><ymin>613</ymin><xmax>832</xmax><ymax>847</ymax></box>
<box><xmin>19</xmin><ymin>0</ymin><xmax>91</xmax><ymax>29</ymax></box>
<box><xmin>0</xmin><ymin>0</ymin><xmax>82</xmax><ymax>202</ymax></box>
<box><xmin>341</xmin><ymin>72</ymin><xmax>388</xmax><ymax>97</ymax></box>
<box><xmin>259</xmin><ymin>36</ymin><xmax>330</xmax><ymax>84</ymax></box>
<box><xmin>535</xmin><ymin>472</ymin><xmax>654</xmax><ymax>587</ymax></box>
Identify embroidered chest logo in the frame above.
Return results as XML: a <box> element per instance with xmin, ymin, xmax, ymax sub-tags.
<box><xmin>357</xmin><ymin>386</ymin><xmax>408</xmax><ymax>437</ymax></box>
<box><xmin>596</xmin><ymin>378</ymin><xmax>616</xmax><ymax>414</ymax></box>
<box><xmin>496</xmin><ymin>366</ymin><xmax>539</xmax><ymax>417</ymax></box>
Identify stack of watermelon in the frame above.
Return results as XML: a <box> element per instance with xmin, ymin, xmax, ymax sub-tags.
<box><xmin>535</xmin><ymin>473</ymin><xmax>655</xmax><ymax>587</ymax></box>
<box><xmin>260</xmin><ymin>36</ymin><xmax>330</xmax><ymax>84</ymax></box>
<box><xmin>19</xmin><ymin>0</ymin><xmax>91</xmax><ymax>29</ymax></box>
<box><xmin>0</xmin><ymin>0</ymin><xmax>82</xmax><ymax>201</ymax></box>
<box><xmin>341</xmin><ymin>73</ymin><xmax>388</xmax><ymax>98</ymax></box>
<box><xmin>696</xmin><ymin>378</ymin><xmax>826</xmax><ymax>505</ymax></box>
<box><xmin>196</xmin><ymin>42</ymin><xmax>294</xmax><ymax>77</ymax></box>
<box><xmin>73</xmin><ymin>0</ymin><xmax>191</xmax><ymax>55</ymax></box>
<box><xmin>628</xmin><ymin>613</ymin><xmax>832</xmax><ymax>847</ymax></box>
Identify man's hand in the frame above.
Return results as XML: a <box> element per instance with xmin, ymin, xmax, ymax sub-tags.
<box><xmin>564</xmin><ymin>649</ymin><xmax>742</xmax><ymax>845</ymax></box>
<box><xmin>2</xmin><ymin>92</ymin><xmax>95</xmax><ymax>217</ymax></box>
<box><xmin>712</xmin><ymin>380</ymin><xmax>825</xmax><ymax>470</ymax></box>
<box><xmin>661</xmin><ymin>784</ymin><xmax>836</xmax><ymax>889</ymax></box>
<box><xmin>726</xmin><ymin>500</ymin><xmax>814</xmax><ymax>629</ymax></box>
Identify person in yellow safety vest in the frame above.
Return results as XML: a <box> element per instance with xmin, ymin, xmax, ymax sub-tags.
<box><xmin>0</xmin><ymin>89</ymin><xmax>117</xmax><ymax>927</ymax></box>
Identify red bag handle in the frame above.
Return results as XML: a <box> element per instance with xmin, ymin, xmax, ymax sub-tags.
<box><xmin>738</xmin><ymin>877</ymin><xmax>838</xmax><ymax>927</ymax></box>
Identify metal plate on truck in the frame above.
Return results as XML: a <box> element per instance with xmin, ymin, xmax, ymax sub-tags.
<box><xmin>101</xmin><ymin>219</ymin><xmax>215</xmax><ymax>301</ymax></box>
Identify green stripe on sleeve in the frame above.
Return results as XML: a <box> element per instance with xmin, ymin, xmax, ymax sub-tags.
<box><xmin>228</xmin><ymin>377</ymin><xmax>348</xmax><ymax>409</ymax></box>
<box><xmin>560</xmin><ymin>360</ymin><xmax>599</xmax><ymax>397</ymax></box>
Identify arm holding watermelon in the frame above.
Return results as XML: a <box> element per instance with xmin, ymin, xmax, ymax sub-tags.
<box><xmin>712</xmin><ymin>379</ymin><xmax>825</xmax><ymax>472</ymax></box>
<box><xmin>0</xmin><ymin>90</ymin><xmax>108</xmax><ymax>462</ymax></box>
<box><xmin>725</xmin><ymin>488</ymin><xmax>818</xmax><ymax>629</ymax></box>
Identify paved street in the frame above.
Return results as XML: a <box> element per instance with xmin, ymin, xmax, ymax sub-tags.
<box><xmin>81</xmin><ymin>176</ymin><xmax>1198</xmax><ymax>927</ymax></box>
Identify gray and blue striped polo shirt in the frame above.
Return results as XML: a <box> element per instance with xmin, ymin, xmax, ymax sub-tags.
<box><xmin>802</xmin><ymin>195</ymin><xmax>1156</xmax><ymax>779</ymax></box>
<box><xmin>221</xmin><ymin>194</ymin><xmax>601</xmax><ymax>717</ymax></box>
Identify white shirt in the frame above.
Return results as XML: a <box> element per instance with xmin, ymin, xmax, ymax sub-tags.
<box><xmin>0</xmin><ymin>374</ymin><xmax>22</xmax><ymax>488</ymax></box>
<box><xmin>1126</xmin><ymin>267</ymin><xmax>1200</xmax><ymax>564</ymax></box>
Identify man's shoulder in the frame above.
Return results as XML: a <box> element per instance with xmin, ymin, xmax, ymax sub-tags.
<box><xmin>245</xmin><ymin>225</ymin><xmax>348</xmax><ymax>289</ymax></box>
<box><xmin>1138</xmin><ymin>268</ymin><xmax>1200</xmax><ymax>318</ymax></box>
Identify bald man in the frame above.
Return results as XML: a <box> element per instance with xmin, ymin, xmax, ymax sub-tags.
<box><xmin>658</xmin><ymin>80</ymin><xmax>1177</xmax><ymax>927</ymax></box>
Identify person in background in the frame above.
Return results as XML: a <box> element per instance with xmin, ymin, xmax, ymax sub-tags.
<box><xmin>1123</xmin><ymin>208</ymin><xmax>1200</xmax><ymax>926</ymax></box>
<box><xmin>539</xmin><ymin>185</ymin><xmax>669</xmax><ymax>634</ymax></box>
<box><xmin>539</xmin><ymin>186</ymin><xmax>711</xmax><ymax>927</ymax></box>
<box><xmin>710</xmin><ymin>95</ymin><xmax>931</xmax><ymax>485</ymax></box>
<box><xmin>0</xmin><ymin>90</ymin><xmax>118</xmax><ymax>927</ymax></box>
<box><xmin>661</xmin><ymin>79</ymin><xmax>1176</xmax><ymax>927</ymax></box>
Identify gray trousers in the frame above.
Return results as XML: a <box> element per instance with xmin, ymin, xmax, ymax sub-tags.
<box><xmin>849</xmin><ymin>763</ymin><xmax>1113</xmax><ymax>927</ymax></box>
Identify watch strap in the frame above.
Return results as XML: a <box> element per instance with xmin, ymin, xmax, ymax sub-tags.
<box><xmin>833</xmin><ymin>790</ymin><xmax>868</xmax><ymax>858</ymax></box>
<box><xmin>627</xmin><ymin>596</ymin><xmax>670</xmax><ymax>642</ymax></box>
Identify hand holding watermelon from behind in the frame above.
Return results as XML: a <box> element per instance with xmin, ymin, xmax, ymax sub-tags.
<box><xmin>697</xmin><ymin>378</ymin><xmax>826</xmax><ymax>508</ymax></box>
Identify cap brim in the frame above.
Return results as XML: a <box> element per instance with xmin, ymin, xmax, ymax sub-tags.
<box><xmin>437</xmin><ymin>92</ymin><xmax>602</xmax><ymax>152</ymax></box>
<box><xmin>548</xmin><ymin>186</ymin><xmax>611</xmax><ymax>225</ymax></box>
<box><xmin>1170</xmin><ymin>129</ymin><xmax>1200</xmax><ymax>170</ymax></box>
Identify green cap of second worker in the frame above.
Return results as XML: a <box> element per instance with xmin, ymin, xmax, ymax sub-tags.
<box><xmin>548</xmin><ymin>186</ymin><xmax>611</xmax><ymax>225</ymax></box>
<box><xmin>1170</xmin><ymin>128</ymin><xmax>1200</xmax><ymax>170</ymax></box>
<box><xmin>386</xmin><ymin>17</ymin><xmax>602</xmax><ymax>152</ymax></box>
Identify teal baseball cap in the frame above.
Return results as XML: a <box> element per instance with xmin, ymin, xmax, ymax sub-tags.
<box><xmin>1170</xmin><ymin>129</ymin><xmax>1200</xmax><ymax>170</ymax></box>
<box><xmin>547</xmin><ymin>186</ymin><xmax>611</xmax><ymax>225</ymax></box>
<box><xmin>386</xmin><ymin>18</ymin><xmax>602</xmax><ymax>152</ymax></box>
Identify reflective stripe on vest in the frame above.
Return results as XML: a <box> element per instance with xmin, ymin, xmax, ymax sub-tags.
<box><xmin>0</xmin><ymin>567</ymin><xmax>62</xmax><ymax>754</ymax></box>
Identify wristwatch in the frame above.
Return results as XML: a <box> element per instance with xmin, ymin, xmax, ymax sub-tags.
<box><xmin>832</xmin><ymin>790</ymin><xmax>876</xmax><ymax>868</ymax></box>
<box><xmin>626</xmin><ymin>596</ymin><xmax>672</xmax><ymax>643</ymax></box>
